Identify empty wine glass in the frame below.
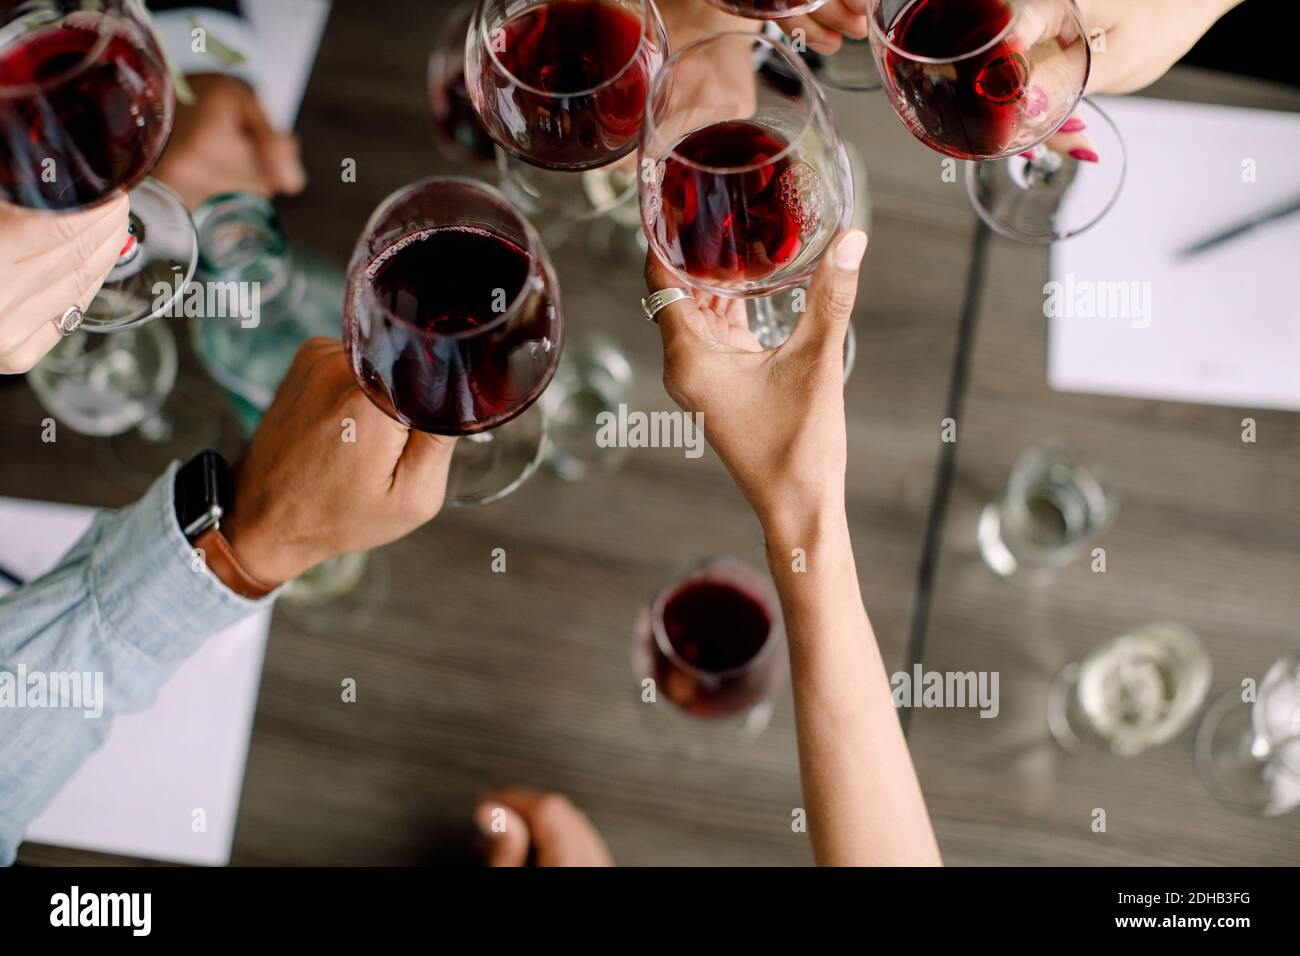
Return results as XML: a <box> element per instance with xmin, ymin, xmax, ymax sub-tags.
<box><xmin>640</xmin><ymin>31</ymin><xmax>853</xmax><ymax>350</ymax></box>
<box><xmin>343</xmin><ymin>177</ymin><xmax>563</xmax><ymax>506</ymax></box>
<box><xmin>0</xmin><ymin>0</ymin><xmax>196</xmax><ymax>330</ymax></box>
<box><xmin>1196</xmin><ymin>654</ymin><xmax>1300</xmax><ymax>817</ymax></box>
<box><xmin>1047</xmin><ymin>622</ymin><xmax>1212</xmax><ymax>757</ymax></box>
<box><xmin>633</xmin><ymin>556</ymin><xmax>787</xmax><ymax>756</ymax></box>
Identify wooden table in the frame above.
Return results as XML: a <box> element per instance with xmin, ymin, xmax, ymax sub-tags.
<box><xmin>6</xmin><ymin>4</ymin><xmax>1297</xmax><ymax>865</ymax></box>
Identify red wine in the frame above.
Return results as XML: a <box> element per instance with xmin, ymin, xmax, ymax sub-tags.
<box><xmin>653</xmin><ymin>120</ymin><xmax>811</xmax><ymax>286</ymax></box>
<box><xmin>473</xmin><ymin>0</ymin><xmax>662</xmax><ymax>169</ymax></box>
<box><xmin>883</xmin><ymin>0</ymin><xmax>1027</xmax><ymax>160</ymax></box>
<box><xmin>348</xmin><ymin>226</ymin><xmax>560</xmax><ymax>436</ymax></box>
<box><xmin>647</xmin><ymin>577</ymin><xmax>782</xmax><ymax>718</ymax></box>
<box><xmin>0</xmin><ymin>17</ymin><xmax>171</xmax><ymax>210</ymax></box>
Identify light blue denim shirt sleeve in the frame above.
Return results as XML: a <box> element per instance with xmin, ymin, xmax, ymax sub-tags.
<box><xmin>0</xmin><ymin>462</ymin><xmax>272</xmax><ymax>865</ymax></box>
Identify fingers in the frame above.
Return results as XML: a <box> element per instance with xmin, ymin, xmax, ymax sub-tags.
<box><xmin>393</xmin><ymin>429</ymin><xmax>458</xmax><ymax>515</ymax></box>
<box><xmin>785</xmin><ymin>229</ymin><xmax>866</xmax><ymax>358</ymax></box>
<box><xmin>6</xmin><ymin>193</ymin><xmax>129</xmax><ymax>261</ymax></box>
<box><xmin>0</xmin><ymin>216</ymin><xmax>129</xmax><ymax>362</ymax></box>
<box><xmin>475</xmin><ymin>801</ymin><xmax>532</xmax><ymax>867</ymax></box>
<box><xmin>644</xmin><ymin>251</ymin><xmax>703</xmax><ymax>353</ymax></box>
<box><xmin>782</xmin><ymin>14</ymin><xmax>842</xmax><ymax>55</ymax></box>
<box><xmin>8</xmin><ymin>196</ymin><xmax>129</xmax><ymax>308</ymax></box>
<box><xmin>241</xmin><ymin>86</ymin><xmax>307</xmax><ymax>196</ymax></box>
<box><xmin>809</xmin><ymin>1</ymin><xmax>870</xmax><ymax>42</ymax></box>
<box><xmin>0</xmin><ymin>322</ymin><xmax>60</xmax><ymax>375</ymax></box>
<box><xmin>1043</xmin><ymin>115</ymin><xmax>1099</xmax><ymax>162</ymax></box>
<box><xmin>486</xmin><ymin>789</ymin><xmax>613</xmax><ymax>867</ymax></box>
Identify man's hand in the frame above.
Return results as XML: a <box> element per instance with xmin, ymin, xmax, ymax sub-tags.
<box><xmin>0</xmin><ymin>197</ymin><xmax>130</xmax><ymax>374</ymax></box>
<box><xmin>221</xmin><ymin>338</ymin><xmax>456</xmax><ymax>586</ymax></box>
<box><xmin>475</xmin><ymin>789</ymin><xmax>614</xmax><ymax>867</ymax></box>
<box><xmin>153</xmin><ymin>74</ymin><xmax>306</xmax><ymax>210</ymax></box>
<box><xmin>646</xmin><ymin>229</ymin><xmax>866</xmax><ymax>536</ymax></box>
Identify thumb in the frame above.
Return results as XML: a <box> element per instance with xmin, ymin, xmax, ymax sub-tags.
<box><xmin>475</xmin><ymin>802</ymin><xmax>531</xmax><ymax>867</ymax></box>
<box><xmin>785</xmin><ymin>229</ymin><xmax>866</xmax><ymax>357</ymax></box>
<box><xmin>242</xmin><ymin>89</ymin><xmax>306</xmax><ymax>196</ymax></box>
<box><xmin>395</xmin><ymin>429</ymin><xmax>458</xmax><ymax>508</ymax></box>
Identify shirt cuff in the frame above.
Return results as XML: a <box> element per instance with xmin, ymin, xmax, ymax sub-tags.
<box><xmin>89</xmin><ymin>462</ymin><xmax>274</xmax><ymax>664</ymax></box>
<box><xmin>151</xmin><ymin>7</ymin><xmax>257</xmax><ymax>87</ymax></box>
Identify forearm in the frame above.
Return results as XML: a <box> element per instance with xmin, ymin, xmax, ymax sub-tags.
<box><xmin>764</xmin><ymin>506</ymin><xmax>941</xmax><ymax>866</ymax></box>
<box><xmin>0</xmin><ymin>465</ymin><xmax>269</xmax><ymax>864</ymax></box>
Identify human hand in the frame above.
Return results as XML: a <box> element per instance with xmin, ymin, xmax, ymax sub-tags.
<box><xmin>775</xmin><ymin>0</ymin><xmax>869</xmax><ymax>55</ymax></box>
<box><xmin>475</xmin><ymin>789</ymin><xmax>614</xmax><ymax>867</ymax></box>
<box><xmin>0</xmin><ymin>196</ymin><xmax>130</xmax><ymax>374</ymax></box>
<box><xmin>645</xmin><ymin>229</ymin><xmax>867</xmax><ymax>535</ymax></box>
<box><xmin>221</xmin><ymin>338</ymin><xmax>456</xmax><ymax>586</ymax></box>
<box><xmin>153</xmin><ymin>74</ymin><xmax>305</xmax><ymax>210</ymax></box>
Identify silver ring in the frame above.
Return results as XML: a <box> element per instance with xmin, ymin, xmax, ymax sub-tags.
<box><xmin>641</xmin><ymin>288</ymin><xmax>693</xmax><ymax>323</ymax></box>
<box><xmin>54</xmin><ymin>305</ymin><xmax>84</xmax><ymax>336</ymax></box>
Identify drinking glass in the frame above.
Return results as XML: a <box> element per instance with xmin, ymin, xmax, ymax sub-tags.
<box><xmin>540</xmin><ymin>331</ymin><xmax>634</xmax><ymax>481</ymax></box>
<box><xmin>1047</xmin><ymin>622</ymin><xmax>1212</xmax><ymax>757</ymax></box>
<box><xmin>343</xmin><ymin>177</ymin><xmax>563</xmax><ymax>506</ymax></box>
<box><xmin>640</xmin><ymin>31</ymin><xmax>853</xmax><ymax>349</ymax></box>
<box><xmin>0</xmin><ymin>0</ymin><xmax>196</xmax><ymax>330</ymax></box>
<box><xmin>977</xmin><ymin>439</ymin><xmax>1117</xmax><ymax>579</ymax></box>
<box><xmin>464</xmin><ymin>0</ymin><xmax>668</xmax><ymax>172</ymax></box>
<box><xmin>428</xmin><ymin>2</ymin><xmax>496</xmax><ymax>167</ymax></box>
<box><xmin>868</xmin><ymin>0</ymin><xmax>1121</xmax><ymax>241</ymax></box>
<box><xmin>1196</xmin><ymin>654</ymin><xmax>1300</xmax><ymax>817</ymax></box>
<box><xmin>633</xmin><ymin>556</ymin><xmax>787</xmax><ymax>755</ymax></box>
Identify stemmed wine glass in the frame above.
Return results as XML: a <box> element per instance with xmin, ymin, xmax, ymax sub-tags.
<box><xmin>0</xmin><ymin>0</ymin><xmax>196</xmax><ymax>330</ymax></box>
<box><xmin>867</xmin><ymin>0</ymin><xmax>1123</xmax><ymax>242</ymax></box>
<box><xmin>633</xmin><ymin>556</ymin><xmax>788</xmax><ymax>756</ymax></box>
<box><xmin>639</xmin><ymin>31</ymin><xmax>854</xmax><ymax>353</ymax></box>
<box><xmin>463</xmin><ymin>0</ymin><xmax>668</xmax><ymax>228</ymax></box>
<box><xmin>343</xmin><ymin>177</ymin><xmax>563</xmax><ymax>506</ymax></box>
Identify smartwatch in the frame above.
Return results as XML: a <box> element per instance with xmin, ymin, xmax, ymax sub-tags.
<box><xmin>174</xmin><ymin>450</ymin><xmax>276</xmax><ymax>599</ymax></box>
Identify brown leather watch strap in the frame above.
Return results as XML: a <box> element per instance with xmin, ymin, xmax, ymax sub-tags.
<box><xmin>191</xmin><ymin>526</ymin><xmax>277</xmax><ymax>600</ymax></box>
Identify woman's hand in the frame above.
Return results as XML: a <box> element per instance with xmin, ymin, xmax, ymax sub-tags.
<box><xmin>645</xmin><ymin>229</ymin><xmax>867</xmax><ymax>534</ymax></box>
<box><xmin>476</xmin><ymin>789</ymin><xmax>614</xmax><ymax>867</ymax></box>
<box><xmin>778</xmin><ymin>0</ymin><xmax>869</xmax><ymax>55</ymax></box>
<box><xmin>0</xmin><ymin>196</ymin><xmax>130</xmax><ymax>374</ymax></box>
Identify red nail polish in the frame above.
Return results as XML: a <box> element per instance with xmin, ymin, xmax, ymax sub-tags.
<box><xmin>118</xmin><ymin>234</ymin><xmax>137</xmax><ymax>258</ymax></box>
<box><xmin>1060</xmin><ymin>117</ymin><xmax>1087</xmax><ymax>133</ymax></box>
<box><xmin>1019</xmin><ymin>149</ymin><xmax>1037</xmax><ymax>161</ymax></box>
<box><xmin>1069</xmin><ymin>148</ymin><xmax>1099</xmax><ymax>163</ymax></box>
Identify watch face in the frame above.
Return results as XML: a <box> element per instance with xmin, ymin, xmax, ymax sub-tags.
<box><xmin>175</xmin><ymin>450</ymin><xmax>230</xmax><ymax>540</ymax></box>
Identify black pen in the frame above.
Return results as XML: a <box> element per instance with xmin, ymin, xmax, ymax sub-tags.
<box><xmin>1178</xmin><ymin>195</ymin><xmax>1300</xmax><ymax>259</ymax></box>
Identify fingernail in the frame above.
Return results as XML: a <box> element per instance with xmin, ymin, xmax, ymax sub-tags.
<box><xmin>835</xmin><ymin>230</ymin><xmax>868</xmax><ymax>270</ymax></box>
<box><xmin>1019</xmin><ymin>149</ymin><xmax>1037</xmax><ymax>161</ymax></box>
<box><xmin>1060</xmin><ymin>117</ymin><xmax>1087</xmax><ymax>133</ymax></box>
<box><xmin>1069</xmin><ymin>148</ymin><xmax>1099</xmax><ymax>163</ymax></box>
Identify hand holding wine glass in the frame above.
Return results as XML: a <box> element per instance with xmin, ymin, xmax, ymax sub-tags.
<box><xmin>221</xmin><ymin>338</ymin><xmax>458</xmax><ymax>588</ymax></box>
<box><xmin>645</xmin><ymin>228</ymin><xmax>866</xmax><ymax>532</ymax></box>
<box><xmin>0</xmin><ymin>197</ymin><xmax>129</xmax><ymax>373</ymax></box>
<box><xmin>153</xmin><ymin>75</ymin><xmax>306</xmax><ymax>210</ymax></box>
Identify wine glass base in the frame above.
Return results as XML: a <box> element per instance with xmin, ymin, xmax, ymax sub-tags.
<box><xmin>445</xmin><ymin>401</ymin><xmax>548</xmax><ymax>506</ymax></box>
<box><xmin>966</xmin><ymin>98</ymin><xmax>1126</xmax><ymax>244</ymax></box>
<box><xmin>279</xmin><ymin>551</ymin><xmax>391</xmax><ymax>633</ymax></box>
<box><xmin>84</xmin><ymin>178</ymin><xmax>198</xmax><ymax>331</ymax></box>
<box><xmin>1195</xmin><ymin>690</ymin><xmax>1300</xmax><ymax>817</ymax></box>
<box><xmin>99</xmin><ymin>379</ymin><xmax>223</xmax><ymax>492</ymax></box>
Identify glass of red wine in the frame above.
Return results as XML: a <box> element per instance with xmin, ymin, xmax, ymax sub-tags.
<box><xmin>633</xmin><ymin>556</ymin><xmax>787</xmax><ymax>754</ymax></box>
<box><xmin>343</xmin><ymin>178</ymin><xmax>563</xmax><ymax>505</ymax></box>
<box><xmin>869</xmin><ymin>0</ymin><xmax>1121</xmax><ymax>241</ymax></box>
<box><xmin>640</xmin><ymin>31</ymin><xmax>853</xmax><ymax>350</ymax></box>
<box><xmin>0</xmin><ymin>0</ymin><xmax>196</xmax><ymax>330</ymax></box>
<box><xmin>428</xmin><ymin>3</ymin><xmax>496</xmax><ymax>168</ymax></box>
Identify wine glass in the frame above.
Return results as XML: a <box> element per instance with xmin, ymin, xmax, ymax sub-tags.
<box><xmin>0</xmin><ymin>0</ymin><xmax>196</xmax><ymax>330</ymax></box>
<box><xmin>867</xmin><ymin>0</ymin><xmax>1121</xmax><ymax>242</ymax></box>
<box><xmin>1196</xmin><ymin>654</ymin><xmax>1300</xmax><ymax>817</ymax></box>
<box><xmin>640</xmin><ymin>30</ymin><xmax>853</xmax><ymax>352</ymax></box>
<box><xmin>464</xmin><ymin>0</ymin><xmax>668</xmax><ymax>172</ymax></box>
<box><xmin>343</xmin><ymin>177</ymin><xmax>563</xmax><ymax>506</ymax></box>
<box><xmin>428</xmin><ymin>2</ymin><xmax>496</xmax><ymax>168</ymax></box>
<box><xmin>632</xmin><ymin>556</ymin><xmax>788</xmax><ymax>756</ymax></box>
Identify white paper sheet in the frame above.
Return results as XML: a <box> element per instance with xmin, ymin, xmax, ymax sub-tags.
<box><xmin>247</xmin><ymin>0</ymin><xmax>332</xmax><ymax>131</ymax></box>
<box><xmin>1048</xmin><ymin>97</ymin><xmax>1300</xmax><ymax>412</ymax></box>
<box><xmin>0</xmin><ymin>497</ymin><xmax>271</xmax><ymax>866</ymax></box>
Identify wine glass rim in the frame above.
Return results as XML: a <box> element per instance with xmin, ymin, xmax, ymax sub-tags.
<box><xmin>347</xmin><ymin>176</ymin><xmax>554</xmax><ymax>343</ymax></box>
<box><xmin>476</xmin><ymin>0</ymin><xmax>664</xmax><ymax>101</ymax></box>
<box><xmin>867</xmin><ymin>0</ymin><xmax>1028</xmax><ymax>66</ymax></box>
<box><xmin>0</xmin><ymin>1</ymin><xmax>129</xmax><ymax>97</ymax></box>
<box><xmin>649</xmin><ymin>555</ymin><xmax>785</xmax><ymax>682</ymax></box>
<box><xmin>644</xmin><ymin>31</ymin><xmax>822</xmax><ymax>177</ymax></box>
